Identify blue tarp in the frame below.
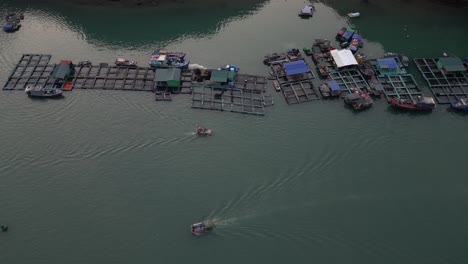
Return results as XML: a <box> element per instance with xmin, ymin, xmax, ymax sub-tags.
<box><xmin>284</xmin><ymin>60</ymin><xmax>308</xmax><ymax>75</ymax></box>
<box><xmin>464</xmin><ymin>57</ymin><xmax>468</xmax><ymax>63</ymax></box>
<box><xmin>377</xmin><ymin>58</ymin><xmax>397</xmax><ymax>69</ymax></box>
<box><xmin>327</xmin><ymin>80</ymin><xmax>340</xmax><ymax>91</ymax></box>
<box><xmin>342</xmin><ymin>30</ymin><xmax>354</xmax><ymax>40</ymax></box>
<box><xmin>352</xmin><ymin>34</ymin><xmax>362</xmax><ymax>41</ymax></box>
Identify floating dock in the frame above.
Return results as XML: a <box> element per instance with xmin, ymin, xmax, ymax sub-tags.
<box><xmin>191</xmin><ymin>84</ymin><xmax>270</xmax><ymax>115</ymax></box>
<box><xmin>327</xmin><ymin>69</ymin><xmax>373</xmax><ymax>95</ymax></box>
<box><xmin>270</xmin><ymin>59</ymin><xmax>318</xmax><ymax>104</ymax></box>
<box><xmin>377</xmin><ymin>74</ymin><xmax>423</xmax><ymax>102</ymax></box>
<box><xmin>413</xmin><ymin>57</ymin><xmax>468</xmax><ymax>104</ymax></box>
<box><xmin>3</xmin><ymin>54</ymin><xmax>53</xmax><ymax>90</ymax></box>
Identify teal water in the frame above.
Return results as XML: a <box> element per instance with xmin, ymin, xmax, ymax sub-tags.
<box><xmin>1</xmin><ymin>1</ymin><xmax>468</xmax><ymax>263</ymax></box>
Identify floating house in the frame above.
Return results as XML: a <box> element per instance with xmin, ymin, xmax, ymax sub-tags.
<box><xmin>436</xmin><ymin>57</ymin><xmax>466</xmax><ymax>74</ymax></box>
<box><xmin>374</xmin><ymin>58</ymin><xmax>400</xmax><ymax>75</ymax></box>
<box><xmin>50</xmin><ymin>60</ymin><xmax>74</xmax><ymax>89</ymax></box>
<box><xmin>154</xmin><ymin>68</ymin><xmax>181</xmax><ymax>89</ymax></box>
<box><xmin>330</xmin><ymin>49</ymin><xmax>358</xmax><ymax>70</ymax></box>
<box><xmin>282</xmin><ymin>60</ymin><xmax>310</xmax><ymax>81</ymax></box>
<box><xmin>209</xmin><ymin>69</ymin><xmax>236</xmax><ymax>88</ymax></box>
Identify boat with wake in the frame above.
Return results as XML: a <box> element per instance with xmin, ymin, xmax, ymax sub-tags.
<box><xmin>191</xmin><ymin>220</ymin><xmax>215</xmax><ymax>235</ymax></box>
<box><xmin>25</xmin><ymin>86</ymin><xmax>63</xmax><ymax>98</ymax></box>
<box><xmin>450</xmin><ymin>98</ymin><xmax>468</xmax><ymax>112</ymax></box>
<box><xmin>196</xmin><ymin>125</ymin><xmax>212</xmax><ymax>136</ymax></box>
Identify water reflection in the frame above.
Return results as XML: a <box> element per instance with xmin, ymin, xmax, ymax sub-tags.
<box><xmin>1</xmin><ymin>0</ymin><xmax>268</xmax><ymax>49</ymax></box>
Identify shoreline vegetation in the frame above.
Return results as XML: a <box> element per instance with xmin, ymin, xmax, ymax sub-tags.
<box><xmin>72</xmin><ymin>0</ymin><xmax>261</xmax><ymax>8</ymax></box>
<box><xmin>69</xmin><ymin>0</ymin><xmax>467</xmax><ymax>7</ymax></box>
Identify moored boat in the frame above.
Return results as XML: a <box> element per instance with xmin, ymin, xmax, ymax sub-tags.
<box><xmin>344</xmin><ymin>89</ymin><xmax>373</xmax><ymax>110</ymax></box>
<box><xmin>263</xmin><ymin>53</ymin><xmax>288</xmax><ymax>66</ymax></box>
<box><xmin>3</xmin><ymin>20</ymin><xmax>21</xmax><ymax>32</ymax></box>
<box><xmin>450</xmin><ymin>98</ymin><xmax>468</xmax><ymax>112</ymax></box>
<box><xmin>273</xmin><ymin>80</ymin><xmax>281</xmax><ymax>91</ymax></box>
<box><xmin>25</xmin><ymin>86</ymin><xmax>63</xmax><ymax>98</ymax></box>
<box><xmin>319</xmin><ymin>80</ymin><xmax>341</xmax><ymax>97</ymax></box>
<box><xmin>298</xmin><ymin>5</ymin><xmax>315</xmax><ymax>17</ymax></box>
<box><xmin>149</xmin><ymin>48</ymin><xmax>189</xmax><ymax>69</ymax></box>
<box><xmin>191</xmin><ymin>220</ymin><xmax>215</xmax><ymax>235</ymax></box>
<box><xmin>115</xmin><ymin>58</ymin><xmax>137</xmax><ymax>67</ymax></box>
<box><xmin>389</xmin><ymin>96</ymin><xmax>436</xmax><ymax>111</ymax></box>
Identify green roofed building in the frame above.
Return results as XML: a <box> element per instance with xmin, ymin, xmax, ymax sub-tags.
<box><xmin>154</xmin><ymin>68</ymin><xmax>181</xmax><ymax>88</ymax></box>
<box><xmin>437</xmin><ymin>57</ymin><xmax>466</xmax><ymax>73</ymax></box>
<box><xmin>210</xmin><ymin>69</ymin><xmax>235</xmax><ymax>84</ymax></box>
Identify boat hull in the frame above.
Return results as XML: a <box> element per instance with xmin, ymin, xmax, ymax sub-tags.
<box><xmin>389</xmin><ymin>98</ymin><xmax>435</xmax><ymax>111</ymax></box>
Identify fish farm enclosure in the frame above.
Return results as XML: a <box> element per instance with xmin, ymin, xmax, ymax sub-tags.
<box><xmin>3</xmin><ymin>50</ymin><xmax>468</xmax><ymax>115</ymax></box>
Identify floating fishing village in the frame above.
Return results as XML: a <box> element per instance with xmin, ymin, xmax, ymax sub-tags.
<box><xmin>2</xmin><ymin>8</ymin><xmax>468</xmax><ymax>116</ymax></box>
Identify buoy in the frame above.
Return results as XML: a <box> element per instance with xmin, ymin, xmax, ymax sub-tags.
<box><xmin>1</xmin><ymin>225</ymin><xmax>8</xmax><ymax>232</ymax></box>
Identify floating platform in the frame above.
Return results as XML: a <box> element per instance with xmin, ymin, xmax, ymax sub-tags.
<box><xmin>280</xmin><ymin>80</ymin><xmax>319</xmax><ymax>104</ymax></box>
<box><xmin>376</xmin><ymin>74</ymin><xmax>423</xmax><ymax>102</ymax></box>
<box><xmin>413</xmin><ymin>58</ymin><xmax>468</xmax><ymax>104</ymax></box>
<box><xmin>327</xmin><ymin>69</ymin><xmax>373</xmax><ymax>95</ymax></box>
<box><xmin>191</xmin><ymin>84</ymin><xmax>271</xmax><ymax>115</ymax></box>
<box><xmin>3</xmin><ymin>54</ymin><xmax>53</xmax><ymax>90</ymax></box>
<box><xmin>234</xmin><ymin>74</ymin><xmax>267</xmax><ymax>93</ymax></box>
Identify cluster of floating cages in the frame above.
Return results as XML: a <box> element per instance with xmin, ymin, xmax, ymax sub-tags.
<box><xmin>413</xmin><ymin>57</ymin><xmax>468</xmax><ymax>104</ymax></box>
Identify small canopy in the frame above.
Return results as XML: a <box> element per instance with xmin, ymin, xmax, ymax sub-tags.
<box><xmin>352</xmin><ymin>34</ymin><xmax>362</xmax><ymax>41</ymax></box>
<box><xmin>301</xmin><ymin>5</ymin><xmax>314</xmax><ymax>14</ymax></box>
<box><xmin>51</xmin><ymin>64</ymin><xmax>72</xmax><ymax>79</ymax></box>
<box><xmin>342</xmin><ymin>29</ymin><xmax>355</xmax><ymax>41</ymax></box>
<box><xmin>327</xmin><ymin>80</ymin><xmax>340</xmax><ymax>91</ymax></box>
<box><xmin>154</xmin><ymin>68</ymin><xmax>181</xmax><ymax>87</ymax></box>
<box><xmin>437</xmin><ymin>57</ymin><xmax>465</xmax><ymax>72</ymax></box>
<box><xmin>330</xmin><ymin>49</ymin><xmax>358</xmax><ymax>68</ymax></box>
<box><xmin>377</xmin><ymin>58</ymin><xmax>397</xmax><ymax>69</ymax></box>
<box><xmin>283</xmin><ymin>60</ymin><xmax>309</xmax><ymax>75</ymax></box>
<box><xmin>210</xmin><ymin>69</ymin><xmax>229</xmax><ymax>83</ymax></box>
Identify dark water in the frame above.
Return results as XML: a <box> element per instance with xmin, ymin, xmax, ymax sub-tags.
<box><xmin>1</xmin><ymin>1</ymin><xmax>468</xmax><ymax>263</ymax></box>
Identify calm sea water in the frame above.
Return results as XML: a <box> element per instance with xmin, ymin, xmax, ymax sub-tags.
<box><xmin>1</xmin><ymin>1</ymin><xmax>468</xmax><ymax>263</ymax></box>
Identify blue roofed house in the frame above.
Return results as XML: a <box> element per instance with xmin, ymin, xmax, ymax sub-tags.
<box><xmin>375</xmin><ymin>58</ymin><xmax>399</xmax><ymax>75</ymax></box>
<box><xmin>283</xmin><ymin>60</ymin><xmax>309</xmax><ymax>80</ymax></box>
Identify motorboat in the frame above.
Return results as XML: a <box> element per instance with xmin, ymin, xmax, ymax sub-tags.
<box><xmin>344</xmin><ymin>89</ymin><xmax>373</xmax><ymax>110</ymax></box>
<box><xmin>196</xmin><ymin>125</ymin><xmax>212</xmax><ymax>136</ymax></box>
<box><xmin>3</xmin><ymin>20</ymin><xmax>21</xmax><ymax>32</ymax></box>
<box><xmin>115</xmin><ymin>58</ymin><xmax>137</xmax><ymax>67</ymax></box>
<box><xmin>450</xmin><ymin>98</ymin><xmax>468</xmax><ymax>112</ymax></box>
<box><xmin>273</xmin><ymin>80</ymin><xmax>281</xmax><ymax>91</ymax></box>
<box><xmin>149</xmin><ymin>48</ymin><xmax>189</xmax><ymax>69</ymax></box>
<box><xmin>298</xmin><ymin>5</ymin><xmax>315</xmax><ymax>17</ymax></box>
<box><xmin>191</xmin><ymin>220</ymin><xmax>215</xmax><ymax>235</ymax></box>
<box><xmin>25</xmin><ymin>86</ymin><xmax>63</xmax><ymax>98</ymax></box>
<box><xmin>389</xmin><ymin>96</ymin><xmax>436</xmax><ymax>111</ymax></box>
<box><xmin>222</xmin><ymin>64</ymin><xmax>239</xmax><ymax>72</ymax></box>
<box><xmin>263</xmin><ymin>53</ymin><xmax>288</xmax><ymax>66</ymax></box>
<box><xmin>348</xmin><ymin>12</ymin><xmax>360</xmax><ymax>18</ymax></box>
<box><xmin>400</xmin><ymin>54</ymin><xmax>410</xmax><ymax>67</ymax></box>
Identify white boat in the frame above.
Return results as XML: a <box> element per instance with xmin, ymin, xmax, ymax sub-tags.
<box><xmin>347</xmin><ymin>12</ymin><xmax>360</xmax><ymax>18</ymax></box>
<box><xmin>273</xmin><ymin>80</ymin><xmax>281</xmax><ymax>92</ymax></box>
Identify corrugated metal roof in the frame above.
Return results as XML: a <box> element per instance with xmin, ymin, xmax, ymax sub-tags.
<box><xmin>154</xmin><ymin>68</ymin><xmax>181</xmax><ymax>82</ymax></box>
<box><xmin>377</xmin><ymin>58</ymin><xmax>397</xmax><ymax>69</ymax></box>
<box><xmin>437</xmin><ymin>57</ymin><xmax>465</xmax><ymax>72</ymax></box>
<box><xmin>210</xmin><ymin>69</ymin><xmax>229</xmax><ymax>82</ymax></box>
<box><xmin>283</xmin><ymin>60</ymin><xmax>309</xmax><ymax>75</ymax></box>
<box><xmin>330</xmin><ymin>49</ymin><xmax>358</xmax><ymax>68</ymax></box>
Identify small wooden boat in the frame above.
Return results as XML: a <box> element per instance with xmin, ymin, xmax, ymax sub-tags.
<box><xmin>389</xmin><ymin>96</ymin><xmax>436</xmax><ymax>111</ymax></box>
<box><xmin>196</xmin><ymin>125</ymin><xmax>212</xmax><ymax>136</ymax></box>
<box><xmin>344</xmin><ymin>89</ymin><xmax>373</xmax><ymax>110</ymax></box>
<box><xmin>149</xmin><ymin>48</ymin><xmax>189</xmax><ymax>69</ymax></box>
<box><xmin>115</xmin><ymin>58</ymin><xmax>137</xmax><ymax>67</ymax></box>
<box><xmin>263</xmin><ymin>53</ymin><xmax>288</xmax><ymax>66</ymax></box>
<box><xmin>191</xmin><ymin>220</ymin><xmax>215</xmax><ymax>235</ymax></box>
<box><xmin>400</xmin><ymin>54</ymin><xmax>410</xmax><ymax>67</ymax></box>
<box><xmin>273</xmin><ymin>80</ymin><xmax>281</xmax><ymax>92</ymax></box>
<box><xmin>25</xmin><ymin>86</ymin><xmax>63</xmax><ymax>98</ymax></box>
<box><xmin>3</xmin><ymin>20</ymin><xmax>20</xmax><ymax>32</ymax></box>
<box><xmin>348</xmin><ymin>12</ymin><xmax>360</xmax><ymax>18</ymax></box>
<box><xmin>450</xmin><ymin>98</ymin><xmax>468</xmax><ymax>112</ymax></box>
<box><xmin>319</xmin><ymin>80</ymin><xmax>341</xmax><ymax>97</ymax></box>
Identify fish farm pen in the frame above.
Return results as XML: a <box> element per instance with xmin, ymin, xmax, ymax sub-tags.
<box><xmin>413</xmin><ymin>57</ymin><xmax>468</xmax><ymax>104</ymax></box>
<box><xmin>377</xmin><ymin>74</ymin><xmax>423</xmax><ymax>102</ymax></box>
<box><xmin>327</xmin><ymin>70</ymin><xmax>372</xmax><ymax>95</ymax></box>
<box><xmin>270</xmin><ymin>59</ymin><xmax>319</xmax><ymax>104</ymax></box>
